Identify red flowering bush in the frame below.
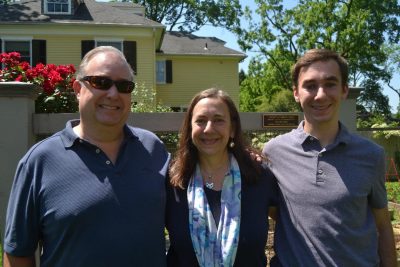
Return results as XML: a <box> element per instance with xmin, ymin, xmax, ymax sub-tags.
<box><xmin>0</xmin><ymin>52</ymin><xmax>78</xmax><ymax>113</ymax></box>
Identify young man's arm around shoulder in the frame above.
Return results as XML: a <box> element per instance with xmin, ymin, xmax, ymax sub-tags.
<box><xmin>3</xmin><ymin>253</ymin><xmax>35</xmax><ymax>267</ymax></box>
<box><xmin>372</xmin><ymin>207</ymin><xmax>397</xmax><ymax>267</ymax></box>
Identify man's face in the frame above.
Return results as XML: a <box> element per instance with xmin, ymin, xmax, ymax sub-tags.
<box><xmin>294</xmin><ymin>59</ymin><xmax>349</xmax><ymax>128</ymax></box>
<box><xmin>73</xmin><ymin>52</ymin><xmax>132</xmax><ymax>130</ymax></box>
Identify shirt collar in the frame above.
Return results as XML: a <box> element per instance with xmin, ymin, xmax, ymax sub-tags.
<box><xmin>60</xmin><ymin>120</ymin><xmax>80</xmax><ymax>148</ymax></box>
<box><xmin>60</xmin><ymin>120</ymin><xmax>137</xmax><ymax>148</ymax></box>
<box><xmin>295</xmin><ymin>120</ymin><xmax>351</xmax><ymax>147</ymax></box>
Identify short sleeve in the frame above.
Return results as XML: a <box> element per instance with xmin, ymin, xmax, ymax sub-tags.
<box><xmin>262</xmin><ymin>163</ymin><xmax>279</xmax><ymax>207</ymax></box>
<box><xmin>3</xmin><ymin>160</ymin><xmax>40</xmax><ymax>256</ymax></box>
<box><xmin>368</xmin><ymin>147</ymin><xmax>388</xmax><ymax>209</ymax></box>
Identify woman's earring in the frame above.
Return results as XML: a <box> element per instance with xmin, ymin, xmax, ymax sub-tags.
<box><xmin>229</xmin><ymin>138</ymin><xmax>235</xmax><ymax>148</ymax></box>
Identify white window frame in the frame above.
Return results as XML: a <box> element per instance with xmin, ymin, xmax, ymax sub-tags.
<box><xmin>44</xmin><ymin>0</ymin><xmax>72</xmax><ymax>14</ymax></box>
<box><xmin>156</xmin><ymin>60</ymin><xmax>166</xmax><ymax>84</ymax></box>
<box><xmin>2</xmin><ymin>37</ymin><xmax>33</xmax><ymax>65</ymax></box>
<box><xmin>95</xmin><ymin>39</ymin><xmax>123</xmax><ymax>52</ymax></box>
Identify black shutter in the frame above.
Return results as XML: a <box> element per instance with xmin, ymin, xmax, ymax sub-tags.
<box><xmin>32</xmin><ymin>40</ymin><xmax>46</xmax><ymax>65</ymax></box>
<box><xmin>81</xmin><ymin>40</ymin><xmax>95</xmax><ymax>59</ymax></box>
<box><xmin>123</xmin><ymin>41</ymin><xmax>137</xmax><ymax>74</ymax></box>
<box><xmin>0</xmin><ymin>39</ymin><xmax>2</xmax><ymax>53</ymax></box>
<box><xmin>166</xmin><ymin>60</ymin><xmax>172</xmax><ymax>83</ymax></box>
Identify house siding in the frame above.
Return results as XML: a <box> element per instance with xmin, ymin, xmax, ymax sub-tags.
<box><xmin>1</xmin><ymin>23</ymin><xmax>243</xmax><ymax>108</ymax></box>
<box><xmin>46</xmin><ymin>36</ymin><xmax>82</xmax><ymax>66</ymax></box>
<box><xmin>136</xmin><ymin>37</ymin><xmax>155</xmax><ymax>91</ymax></box>
<box><xmin>155</xmin><ymin>56</ymin><xmax>240</xmax><ymax>108</ymax></box>
<box><xmin>0</xmin><ymin>24</ymin><xmax>156</xmax><ymax>85</ymax></box>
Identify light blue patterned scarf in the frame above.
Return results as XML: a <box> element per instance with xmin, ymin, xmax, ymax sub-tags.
<box><xmin>187</xmin><ymin>154</ymin><xmax>241</xmax><ymax>267</ymax></box>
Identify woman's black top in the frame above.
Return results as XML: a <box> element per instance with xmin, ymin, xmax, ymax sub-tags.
<box><xmin>166</xmin><ymin>166</ymin><xmax>279</xmax><ymax>267</ymax></box>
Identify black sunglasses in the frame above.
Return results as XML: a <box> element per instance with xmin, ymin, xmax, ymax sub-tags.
<box><xmin>81</xmin><ymin>76</ymin><xmax>135</xmax><ymax>94</ymax></box>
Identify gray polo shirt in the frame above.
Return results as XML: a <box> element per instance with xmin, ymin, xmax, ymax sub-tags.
<box><xmin>263</xmin><ymin>121</ymin><xmax>387</xmax><ymax>267</ymax></box>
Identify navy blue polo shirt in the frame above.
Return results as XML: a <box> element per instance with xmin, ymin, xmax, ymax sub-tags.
<box><xmin>4</xmin><ymin>120</ymin><xmax>170</xmax><ymax>267</ymax></box>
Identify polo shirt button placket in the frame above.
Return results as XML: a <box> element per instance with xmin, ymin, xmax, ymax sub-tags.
<box><xmin>316</xmin><ymin>151</ymin><xmax>325</xmax><ymax>182</ymax></box>
<box><xmin>316</xmin><ymin>168</ymin><xmax>325</xmax><ymax>182</ymax></box>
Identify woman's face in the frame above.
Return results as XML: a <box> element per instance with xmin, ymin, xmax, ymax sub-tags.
<box><xmin>191</xmin><ymin>97</ymin><xmax>233</xmax><ymax>159</ymax></box>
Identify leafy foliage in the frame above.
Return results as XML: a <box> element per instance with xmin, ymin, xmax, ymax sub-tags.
<box><xmin>131</xmin><ymin>82</ymin><xmax>172</xmax><ymax>112</ymax></box>
<box><xmin>356</xmin><ymin>113</ymin><xmax>388</xmax><ymax>129</ymax></box>
<box><xmin>0</xmin><ymin>52</ymin><xmax>78</xmax><ymax>113</ymax></box>
<box><xmin>259</xmin><ymin>89</ymin><xmax>299</xmax><ymax>112</ymax></box>
<box><xmin>233</xmin><ymin>0</ymin><xmax>400</xmax><ymax>116</ymax></box>
<box><xmin>239</xmin><ymin>49</ymin><xmax>295</xmax><ymax>112</ymax></box>
<box><xmin>386</xmin><ymin>182</ymin><xmax>400</xmax><ymax>203</ymax></box>
<box><xmin>247</xmin><ymin>131</ymin><xmax>285</xmax><ymax>150</ymax></box>
<box><xmin>358</xmin><ymin>79</ymin><xmax>391</xmax><ymax>118</ymax></box>
<box><xmin>356</xmin><ymin>109</ymin><xmax>400</xmax><ymax>133</ymax></box>
<box><xmin>385</xmin><ymin>44</ymin><xmax>400</xmax><ymax>112</ymax></box>
<box><xmin>371</xmin><ymin>122</ymin><xmax>400</xmax><ymax>139</ymax></box>
<box><xmin>130</xmin><ymin>0</ymin><xmax>242</xmax><ymax>33</ymax></box>
<box><xmin>130</xmin><ymin>82</ymin><xmax>178</xmax><ymax>148</ymax></box>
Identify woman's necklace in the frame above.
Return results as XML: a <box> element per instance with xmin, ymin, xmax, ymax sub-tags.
<box><xmin>202</xmin><ymin>164</ymin><xmax>230</xmax><ymax>190</ymax></box>
<box><xmin>205</xmin><ymin>174</ymin><xmax>215</xmax><ymax>189</ymax></box>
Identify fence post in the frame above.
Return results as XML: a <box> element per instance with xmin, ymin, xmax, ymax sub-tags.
<box><xmin>0</xmin><ymin>82</ymin><xmax>41</xmax><ymax>243</ymax></box>
<box><xmin>340</xmin><ymin>87</ymin><xmax>363</xmax><ymax>132</ymax></box>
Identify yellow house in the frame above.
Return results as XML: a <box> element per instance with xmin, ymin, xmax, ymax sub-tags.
<box><xmin>0</xmin><ymin>0</ymin><xmax>245</xmax><ymax>108</ymax></box>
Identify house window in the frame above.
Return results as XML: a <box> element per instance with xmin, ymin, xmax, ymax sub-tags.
<box><xmin>81</xmin><ymin>40</ymin><xmax>136</xmax><ymax>73</ymax></box>
<box><xmin>156</xmin><ymin>60</ymin><xmax>166</xmax><ymax>84</ymax></box>
<box><xmin>3</xmin><ymin>40</ymin><xmax>31</xmax><ymax>64</ymax></box>
<box><xmin>96</xmin><ymin>41</ymin><xmax>122</xmax><ymax>51</ymax></box>
<box><xmin>45</xmin><ymin>0</ymin><xmax>71</xmax><ymax>14</ymax></box>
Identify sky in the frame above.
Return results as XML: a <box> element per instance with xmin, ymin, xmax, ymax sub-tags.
<box><xmin>193</xmin><ymin>0</ymin><xmax>400</xmax><ymax>112</ymax></box>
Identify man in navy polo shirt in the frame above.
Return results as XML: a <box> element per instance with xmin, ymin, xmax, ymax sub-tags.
<box><xmin>3</xmin><ymin>46</ymin><xmax>170</xmax><ymax>266</ymax></box>
<box><xmin>264</xmin><ymin>49</ymin><xmax>396</xmax><ymax>266</ymax></box>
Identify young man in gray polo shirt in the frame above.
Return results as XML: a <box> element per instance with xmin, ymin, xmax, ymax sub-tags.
<box><xmin>263</xmin><ymin>49</ymin><xmax>396</xmax><ymax>266</ymax></box>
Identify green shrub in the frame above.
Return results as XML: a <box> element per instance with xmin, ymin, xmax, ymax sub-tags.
<box><xmin>131</xmin><ymin>82</ymin><xmax>171</xmax><ymax>113</ymax></box>
<box><xmin>157</xmin><ymin>132</ymin><xmax>179</xmax><ymax>154</ymax></box>
<box><xmin>246</xmin><ymin>131</ymin><xmax>285</xmax><ymax>150</ymax></box>
<box><xmin>386</xmin><ymin>182</ymin><xmax>400</xmax><ymax>203</ymax></box>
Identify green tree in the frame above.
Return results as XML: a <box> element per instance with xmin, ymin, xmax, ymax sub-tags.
<box><xmin>234</xmin><ymin>0</ymin><xmax>400</xmax><ymax>116</ymax></box>
<box><xmin>358</xmin><ymin>79</ymin><xmax>391</xmax><ymax>119</ymax></box>
<box><xmin>130</xmin><ymin>0</ymin><xmax>242</xmax><ymax>33</ymax></box>
<box><xmin>385</xmin><ymin>44</ymin><xmax>400</xmax><ymax>114</ymax></box>
<box><xmin>238</xmin><ymin>69</ymin><xmax>246</xmax><ymax>85</ymax></box>
<box><xmin>260</xmin><ymin>89</ymin><xmax>299</xmax><ymax>112</ymax></box>
<box><xmin>239</xmin><ymin>47</ymin><xmax>293</xmax><ymax>111</ymax></box>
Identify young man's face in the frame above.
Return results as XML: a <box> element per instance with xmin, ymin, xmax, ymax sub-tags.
<box><xmin>294</xmin><ymin>59</ymin><xmax>349</xmax><ymax>128</ymax></box>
